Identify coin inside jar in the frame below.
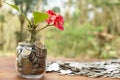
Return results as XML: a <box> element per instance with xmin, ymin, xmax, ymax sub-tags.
<box><xmin>21</xmin><ymin>47</ymin><xmax>32</xmax><ymax>58</ymax></box>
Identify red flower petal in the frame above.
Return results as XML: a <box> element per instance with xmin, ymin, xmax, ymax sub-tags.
<box><xmin>53</xmin><ymin>15</ymin><xmax>64</xmax><ymax>30</ymax></box>
<box><xmin>46</xmin><ymin>10</ymin><xmax>57</xmax><ymax>24</ymax></box>
<box><xmin>46</xmin><ymin>17</ymin><xmax>53</xmax><ymax>24</ymax></box>
<box><xmin>55</xmin><ymin>15</ymin><xmax>64</xmax><ymax>23</ymax></box>
<box><xmin>47</xmin><ymin>10</ymin><xmax>56</xmax><ymax>16</ymax></box>
<box><xmin>57</xmin><ymin>24</ymin><xmax>64</xmax><ymax>30</ymax></box>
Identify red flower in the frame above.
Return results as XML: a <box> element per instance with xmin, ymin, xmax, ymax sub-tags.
<box><xmin>46</xmin><ymin>10</ymin><xmax>64</xmax><ymax>30</ymax></box>
<box><xmin>47</xmin><ymin>10</ymin><xmax>56</xmax><ymax>16</ymax></box>
<box><xmin>46</xmin><ymin>10</ymin><xmax>56</xmax><ymax>24</ymax></box>
<box><xmin>54</xmin><ymin>15</ymin><xmax>64</xmax><ymax>30</ymax></box>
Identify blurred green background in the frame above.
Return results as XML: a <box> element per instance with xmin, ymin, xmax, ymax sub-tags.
<box><xmin>0</xmin><ymin>0</ymin><xmax>120</xmax><ymax>59</ymax></box>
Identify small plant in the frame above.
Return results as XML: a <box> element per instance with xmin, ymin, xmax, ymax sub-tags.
<box><xmin>0</xmin><ymin>1</ymin><xmax>64</xmax><ymax>78</ymax></box>
<box><xmin>1</xmin><ymin>1</ymin><xmax>64</xmax><ymax>43</ymax></box>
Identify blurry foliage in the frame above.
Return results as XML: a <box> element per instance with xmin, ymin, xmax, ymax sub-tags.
<box><xmin>14</xmin><ymin>0</ymin><xmax>39</xmax><ymax>14</ymax></box>
<box><xmin>45</xmin><ymin>23</ymin><xmax>104</xmax><ymax>58</ymax></box>
<box><xmin>52</xmin><ymin>7</ymin><xmax>60</xmax><ymax>13</ymax></box>
<box><xmin>0</xmin><ymin>15</ymin><xmax>5</xmax><ymax>22</ymax></box>
<box><xmin>14</xmin><ymin>0</ymin><xmax>39</xmax><ymax>43</ymax></box>
<box><xmin>0</xmin><ymin>0</ymin><xmax>120</xmax><ymax>59</ymax></box>
<box><xmin>0</xmin><ymin>14</ymin><xmax>5</xmax><ymax>50</ymax></box>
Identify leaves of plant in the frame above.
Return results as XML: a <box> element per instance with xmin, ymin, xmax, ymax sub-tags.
<box><xmin>2</xmin><ymin>1</ymin><xmax>32</xmax><ymax>25</ymax></box>
<box><xmin>2</xmin><ymin>1</ymin><xmax>19</xmax><ymax>11</ymax></box>
<box><xmin>33</xmin><ymin>12</ymin><xmax>49</xmax><ymax>24</ymax></box>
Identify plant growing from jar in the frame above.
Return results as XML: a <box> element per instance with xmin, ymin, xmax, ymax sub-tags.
<box><xmin>1</xmin><ymin>1</ymin><xmax>64</xmax><ymax>78</ymax></box>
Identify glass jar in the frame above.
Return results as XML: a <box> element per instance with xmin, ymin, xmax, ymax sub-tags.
<box><xmin>16</xmin><ymin>42</ymin><xmax>47</xmax><ymax>78</ymax></box>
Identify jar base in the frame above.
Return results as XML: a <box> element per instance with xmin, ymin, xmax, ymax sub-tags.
<box><xmin>18</xmin><ymin>73</ymin><xmax>44</xmax><ymax>79</ymax></box>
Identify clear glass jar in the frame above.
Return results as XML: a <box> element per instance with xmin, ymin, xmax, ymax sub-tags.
<box><xmin>16</xmin><ymin>42</ymin><xmax>47</xmax><ymax>78</ymax></box>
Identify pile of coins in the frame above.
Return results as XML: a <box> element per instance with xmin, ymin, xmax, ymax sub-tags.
<box><xmin>16</xmin><ymin>42</ymin><xmax>47</xmax><ymax>75</ymax></box>
<box><xmin>46</xmin><ymin>59</ymin><xmax>120</xmax><ymax>78</ymax></box>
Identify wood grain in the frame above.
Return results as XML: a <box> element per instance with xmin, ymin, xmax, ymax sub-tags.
<box><xmin>0</xmin><ymin>57</ymin><xmax>119</xmax><ymax>80</ymax></box>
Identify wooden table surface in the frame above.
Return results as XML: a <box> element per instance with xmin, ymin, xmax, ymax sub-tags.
<box><xmin>0</xmin><ymin>56</ymin><xmax>119</xmax><ymax>80</ymax></box>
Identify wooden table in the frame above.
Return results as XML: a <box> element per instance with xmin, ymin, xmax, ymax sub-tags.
<box><xmin>0</xmin><ymin>57</ymin><xmax>119</xmax><ymax>80</ymax></box>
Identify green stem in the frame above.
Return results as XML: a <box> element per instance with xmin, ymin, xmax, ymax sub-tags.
<box><xmin>29</xmin><ymin>24</ymin><xmax>53</xmax><ymax>43</ymax></box>
<box><xmin>38</xmin><ymin>24</ymin><xmax>53</xmax><ymax>31</ymax></box>
<box><xmin>30</xmin><ymin>31</ymin><xmax>36</xmax><ymax>43</ymax></box>
<box><xmin>39</xmin><ymin>24</ymin><xmax>49</xmax><ymax>31</ymax></box>
<box><xmin>21</xmin><ymin>13</ymin><xmax>32</xmax><ymax>26</ymax></box>
<box><xmin>29</xmin><ymin>25</ymin><xmax>36</xmax><ymax>43</ymax></box>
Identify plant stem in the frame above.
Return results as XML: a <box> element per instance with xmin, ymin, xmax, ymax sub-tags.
<box><xmin>39</xmin><ymin>25</ymin><xmax>48</xmax><ymax>31</ymax></box>
<box><xmin>38</xmin><ymin>24</ymin><xmax>53</xmax><ymax>31</ymax></box>
<box><xmin>29</xmin><ymin>24</ymin><xmax>53</xmax><ymax>43</ymax></box>
<box><xmin>29</xmin><ymin>25</ymin><xmax>36</xmax><ymax>43</ymax></box>
<box><xmin>30</xmin><ymin>31</ymin><xmax>36</xmax><ymax>43</ymax></box>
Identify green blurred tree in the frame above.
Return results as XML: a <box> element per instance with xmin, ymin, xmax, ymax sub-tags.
<box><xmin>0</xmin><ymin>14</ymin><xmax>5</xmax><ymax>50</ymax></box>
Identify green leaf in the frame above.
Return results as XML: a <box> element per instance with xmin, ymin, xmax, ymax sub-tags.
<box><xmin>2</xmin><ymin>1</ymin><xmax>19</xmax><ymax>11</ymax></box>
<box><xmin>2</xmin><ymin>1</ymin><xmax>32</xmax><ymax>25</ymax></box>
<box><xmin>33</xmin><ymin>12</ymin><xmax>49</xmax><ymax>24</ymax></box>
